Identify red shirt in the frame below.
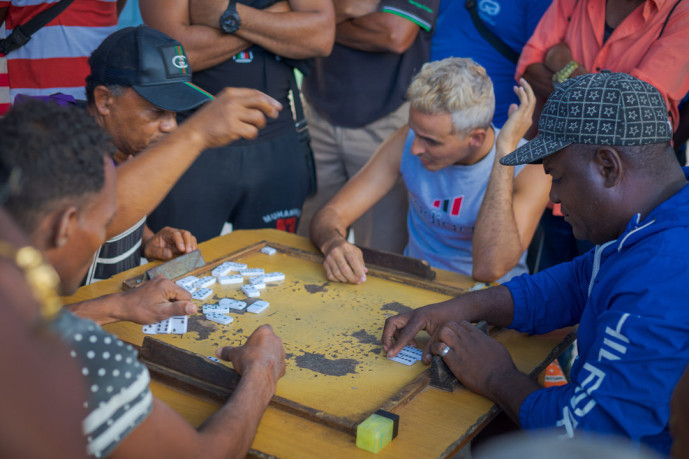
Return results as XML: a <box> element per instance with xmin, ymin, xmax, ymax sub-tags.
<box><xmin>517</xmin><ymin>0</ymin><xmax>689</xmax><ymax>130</ymax></box>
<box><xmin>0</xmin><ymin>0</ymin><xmax>118</xmax><ymax>114</ymax></box>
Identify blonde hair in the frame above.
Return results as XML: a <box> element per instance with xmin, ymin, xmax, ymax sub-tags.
<box><xmin>407</xmin><ymin>58</ymin><xmax>495</xmax><ymax>134</ymax></box>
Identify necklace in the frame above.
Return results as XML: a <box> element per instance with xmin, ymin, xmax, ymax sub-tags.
<box><xmin>0</xmin><ymin>241</ymin><xmax>62</xmax><ymax>321</ymax></box>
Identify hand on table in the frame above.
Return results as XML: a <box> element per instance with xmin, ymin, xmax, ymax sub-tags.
<box><xmin>381</xmin><ymin>302</ymin><xmax>462</xmax><ymax>361</ymax></box>
<box><xmin>427</xmin><ymin>321</ymin><xmax>518</xmax><ymax>399</ymax></box>
<box><xmin>143</xmin><ymin>226</ymin><xmax>198</xmax><ymax>261</ymax></box>
<box><xmin>322</xmin><ymin>238</ymin><xmax>368</xmax><ymax>284</ymax></box>
<box><xmin>118</xmin><ymin>276</ymin><xmax>196</xmax><ymax>324</ymax></box>
<box><xmin>217</xmin><ymin>324</ymin><xmax>286</xmax><ymax>392</ymax></box>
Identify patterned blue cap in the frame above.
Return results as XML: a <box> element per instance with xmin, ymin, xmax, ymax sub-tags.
<box><xmin>500</xmin><ymin>72</ymin><xmax>672</xmax><ymax>166</ymax></box>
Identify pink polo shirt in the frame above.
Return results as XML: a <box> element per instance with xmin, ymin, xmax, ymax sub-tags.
<box><xmin>517</xmin><ymin>0</ymin><xmax>689</xmax><ymax>131</ymax></box>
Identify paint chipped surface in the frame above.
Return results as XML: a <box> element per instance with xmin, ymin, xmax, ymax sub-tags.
<box><xmin>380</xmin><ymin>301</ymin><xmax>413</xmax><ymax>315</ymax></box>
<box><xmin>295</xmin><ymin>352</ymin><xmax>359</xmax><ymax>376</ymax></box>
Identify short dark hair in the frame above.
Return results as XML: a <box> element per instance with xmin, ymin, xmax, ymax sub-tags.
<box><xmin>0</xmin><ymin>100</ymin><xmax>116</xmax><ymax>232</ymax></box>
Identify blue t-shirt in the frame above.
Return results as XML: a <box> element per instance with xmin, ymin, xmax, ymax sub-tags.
<box><xmin>401</xmin><ymin>128</ymin><xmax>527</xmax><ymax>282</ymax></box>
<box><xmin>430</xmin><ymin>0</ymin><xmax>551</xmax><ymax>126</ymax></box>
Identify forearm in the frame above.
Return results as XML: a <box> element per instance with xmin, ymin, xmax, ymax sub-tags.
<box><xmin>335</xmin><ymin>0</ymin><xmax>379</xmax><ymax>23</ymax></box>
<box><xmin>437</xmin><ymin>286</ymin><xmax>516</xmax><ymax>328</ymax></box>
<box><xmin>336</xmin><ymin>12</ymin><xmax>416</xmax><ymax>53</ymax></box>
<box><xmin>488</xmin><ymin>367</ymin><xmax>541</xmax><ymax>425</ymax></box>
<box><xmin>472</xmin><ymin>162</ymin><xmax>522</xmax><ymax>282</ymax></box>
<box><xmin>141</xmin><ymin>1</ymin><xmax>251</xmax><ymax>71</ymax></box>
<box><xmin>522</xmin><ymin>63</ymin><xmax>555</xmax><ymax>100</ymax></box>
<box><xmin>234</xmin><ymin>2</ymin><xmax>335</xmax><ymax>58</ymax></box>
<box><xmin>310</xmin><ymin>207</ymin><xmax>349</xmax><ymax>254</ymax></box>
<box><xmin>199</xmin><ymin>367</ymin><xmax>275</xmax><ymax>457</ymax></box>
<box><xmin>65</xmin><ymin>293</ymin><xmax>124</xmax><ymax>326</ymax></box>
<box><xmin>107</xmin><ymin>127</ymin><xmax>207</xmax><ymax>237</ymax></box>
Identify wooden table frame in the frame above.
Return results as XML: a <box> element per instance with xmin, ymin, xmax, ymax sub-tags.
<box><xmin>64</xmin><ymin>229</ymin><xmax>574</xmax><ymax>458</ymax></box>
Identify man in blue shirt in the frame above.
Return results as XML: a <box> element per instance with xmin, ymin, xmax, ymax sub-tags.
<box><xmin>382</xmin><ymin>72</ymin><xmax>689</xmax><ymax>455</ymax></box>
<box><xmin>431</xmin><ymin>0</ymin><xmax>551</xmax><ymax>127</ymax></box>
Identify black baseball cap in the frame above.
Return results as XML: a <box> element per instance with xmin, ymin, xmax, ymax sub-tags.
<box><xmin>500</xmin><ymin>72</ymin><xmax>672</xmax><ymax>166</ymax></box>
<box><xmin>88</xmin><ymin>26</ymin><xmax>213</xmax><ymax>112</ymax></box>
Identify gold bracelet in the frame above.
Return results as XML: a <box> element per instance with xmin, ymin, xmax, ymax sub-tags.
<box><xmin>0</xmin><ymin>241</ymin><xmax>62</xmax><ymax>321</ymax></box>
<box><xmin>552</xmin><ymin>60</ymin><xmax>579</xmax><ymax>84</ymax></box>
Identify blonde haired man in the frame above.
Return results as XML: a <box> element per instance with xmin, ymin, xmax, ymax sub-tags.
<box><xmin>310</xmin><ymin>58</ymin><xmax>550</xmax><ymax>284</ymax></box>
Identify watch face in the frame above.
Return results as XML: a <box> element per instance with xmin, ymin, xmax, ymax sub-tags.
<box><xmin>220</xmin><ymin>9</ymin><xmax>241</xmax><ymax>33</ymax></box>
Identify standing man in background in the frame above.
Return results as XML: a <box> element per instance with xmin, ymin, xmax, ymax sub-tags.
<box><xmin>141</xmin><ymin>0</ymin><xmax>334</xmax><ymax>242</ymax></box>
<box><xmin>297</xmin><ymin>0</ymin><xmax>439</xmax><ymax>254</ymax></box>
<box><xmin>430</xmin><ymin>0</ymin><xmax>551</xmax><ymax>127</ymax></box>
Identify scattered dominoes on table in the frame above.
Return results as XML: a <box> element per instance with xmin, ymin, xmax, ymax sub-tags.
<box><xmin>263</xmin><ymin>272</ymin><xmax>285</xmax><ymax>282</ymax></box>
<box><xmin>260</xmin><ymin>246</ymin><xmax>277</xmax><ymax>255</ymax></box>
<box><xmin>249</xmin><ymin>276</ymin><xmax>266</xmax><ymax>289</ymax></box>
<box><xmin>387</xmin><ymin>345</ymin><xmax>424</xmax><ymax>366</ymax></box>
<box><xmin>176</xmin><ymin>275</ymin><xmax>198</xmax><ymax>289</ymax></box>
<box><xmin>192</xmin><ymin>288</ymin><xmax>213</xmax><ymax>301</ymax></box>
<box><xmin>193</xmin><ymin>276</ymin><xmax>216</xmax><ymax>289</ymax></box>
<box><xmin>206</xmin><ymin>313</ymin><xmax>234</xmax><ymax>325</ymax></box>
<box><xmin>247</xmin><ymin>300</ymin><xmax>269</xmax><ymax>314</ymax></box>
<box><xmin>240</xmin><ymin>268</ymin><xmax>264</xmax><ymax>277</ymax></box>
<box><xmin>207</xmin><ymin>356</ymin><xmax>221</xmax><ymax>362</ymax></box>
<box><xmin>211</xmin><ymin>262</ymin><xmax>234</xmax><ymax>277</ymax></box>
<box><xmin>156</xmin><ymin>318</ymin><xmax>172</xmax><ymax>334</ymax></box>
<box><xmin>225</xmin><ymin>298</ymin><xmax>247</xmax><ymax>310</ymax></box>
<box><xmin>218</xmin><ymin>274</ymin><xmax>243</xmax><ymax>285</ymax></box>
<box><xmin>203</xmin><ymin>303</ymin><xmax>230</xmax><ymax>314</ymax></box>
<box><xmin>181</xmin><ymin>284</ymin><xmax>197</xmax><ymax>294</ymax></box>
<box><xmin>241</xmin><ymin>284</ymin><xmax>260</xmax><ymax>298</ymax></box>
<box><xmin>225</xmin><ymin>261</ymin><xmax>247</xmax><ymax>271</ymax></box>
<box><xmin>170</xmin><ymin>316</ymin><xmax>188</xmax><ymax>334</ymax></box>
<box><xmin>143</xmin><ymin>316</ymin><xmax>189</xmax><ymax>335</ymax></box>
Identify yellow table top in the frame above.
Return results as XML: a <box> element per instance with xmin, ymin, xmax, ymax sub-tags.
<box><xmin>63</xmin><ymin>229</ymin><xmax>572</xmax><ymax>458</ymax></box>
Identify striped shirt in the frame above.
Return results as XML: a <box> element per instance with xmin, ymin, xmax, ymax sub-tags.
<box><xmin>84</xmin><ymin>216</ymin><xmax>146</xmax><ymax>284</ymax></box>
<box><xmin>0</xmin><ymin>0</ymin><xmax>118</xmax><ymax>103</ymax></box>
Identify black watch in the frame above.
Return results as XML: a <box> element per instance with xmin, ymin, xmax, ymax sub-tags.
<box><xmin>219</xmin><ymin>0</ymin><xmax>241</xmax><ymax>34</ymax></box>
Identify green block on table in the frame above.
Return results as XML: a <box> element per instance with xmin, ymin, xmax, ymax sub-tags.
<box><xmin>356</xmin><ymin>414</ymin><xmax>394</xmax><ymax>453</ymax></box>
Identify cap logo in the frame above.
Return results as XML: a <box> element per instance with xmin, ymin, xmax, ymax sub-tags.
<box><xmin>172</xmin><ymin>55</ymin><xmax>188</xmax><ymax>70</ymax></box>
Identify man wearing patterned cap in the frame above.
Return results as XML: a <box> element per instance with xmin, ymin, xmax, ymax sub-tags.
<box><xmin>381</xmin><ymin>72</ymin><xmax>689</xmax><ymax>455</ymax></box>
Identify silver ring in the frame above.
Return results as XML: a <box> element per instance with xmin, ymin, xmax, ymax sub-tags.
<box><xmin>438</xmin><ymin>344</ymin><xmax>450</xmax><ymax>357</ymax></box>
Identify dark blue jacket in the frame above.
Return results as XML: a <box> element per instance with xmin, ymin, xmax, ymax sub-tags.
<box><xmin>505</xmin><ymin>167</ymin><xmax>689</xmax><ymax>455</ymax></box>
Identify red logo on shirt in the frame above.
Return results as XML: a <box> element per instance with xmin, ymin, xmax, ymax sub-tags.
<box><xmin>275</xmin><ymin>217</ymin><xmax>297</xmax><ymax>233</ymax></box>
<box><xmin>432</xmin><ymin>196</ymin><xmax>463</xmax><ymax>216</ymax></box>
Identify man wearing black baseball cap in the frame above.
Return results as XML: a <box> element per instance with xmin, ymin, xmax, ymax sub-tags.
<box><xmin>82</xmin><ymin>26</ymin><xmax>211</xmax><ymax>286</ymax></box>
<box><xmin>65</xmin><ymin>25</ymin><xmax>283</xmax><ymax>325</ymax></box>
<box><xmin>381</xmin><ymin>72</ymin><xmax>689</xmax><ymax>455</ymax></box>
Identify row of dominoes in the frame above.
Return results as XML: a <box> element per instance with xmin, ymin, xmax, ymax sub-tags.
<box><xmin>142</xmin><ymin>316</ymin><xmax>188</xmax><ymax>335</ymax></box>
<box><xmin>387</xmin><ymin>345</ymin><xmax>424</xmax><ymax>366</ymax></box>
<box><xmin>204</xmin><ymin>299</ymin><xmax>270</xmax><ymax>325</ymax></box>
<box><xmin>175</xmin><ymin>269</ymin><xmax>285</xmax><ymax>300</ymax></box>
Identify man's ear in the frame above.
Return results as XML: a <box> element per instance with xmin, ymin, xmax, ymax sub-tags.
<box><xmin>92</xmin><ymin>85</ymin><xmax>114</xmax><ymax>117</ymax></box>
<box><xmin>53</xmin><ymin>206</ymin><xmax>79</xmax><ymax>250</ymax></box>
<box><xmin>593</xmin><ymin>146</ymin><xmax>623</xmax><ymax>188</ymax></box>
<box><xmin>467</xmin><ymin>128</ymin><xmax>487</xmax><ymax>148</ymax></box>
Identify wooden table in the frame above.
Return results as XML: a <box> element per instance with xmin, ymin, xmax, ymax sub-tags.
<box><xmin>63</xmin><ymin>229</ymin><xmax>573</xmax><ymax>458</ymax></box>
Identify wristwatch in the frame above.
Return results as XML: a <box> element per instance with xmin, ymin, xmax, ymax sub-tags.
<box><xmin>219</xmin><ymin>0</ymin><xmax>241</xmax><ymax>34</ymax></box>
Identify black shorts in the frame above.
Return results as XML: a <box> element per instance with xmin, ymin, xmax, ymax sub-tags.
<box><xmin>148</xmin><ymin>128</ymin><xmax>310</xmax><ymax>243</ymax></box>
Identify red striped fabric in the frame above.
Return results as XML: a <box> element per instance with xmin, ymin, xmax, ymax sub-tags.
<box><xmin>8</xmin><ymin>57</ymin><xmax>90</xmax><ymax>88</ymax></box>
<box><xmin>2</xmin><ymin>0</ymin><xmax>117</xmax><ymax>100</ymax></box>
<box><xmin>4</xmin><ymin>0</ymin><xmax>117</xmax><ymax>29</ymax></box>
